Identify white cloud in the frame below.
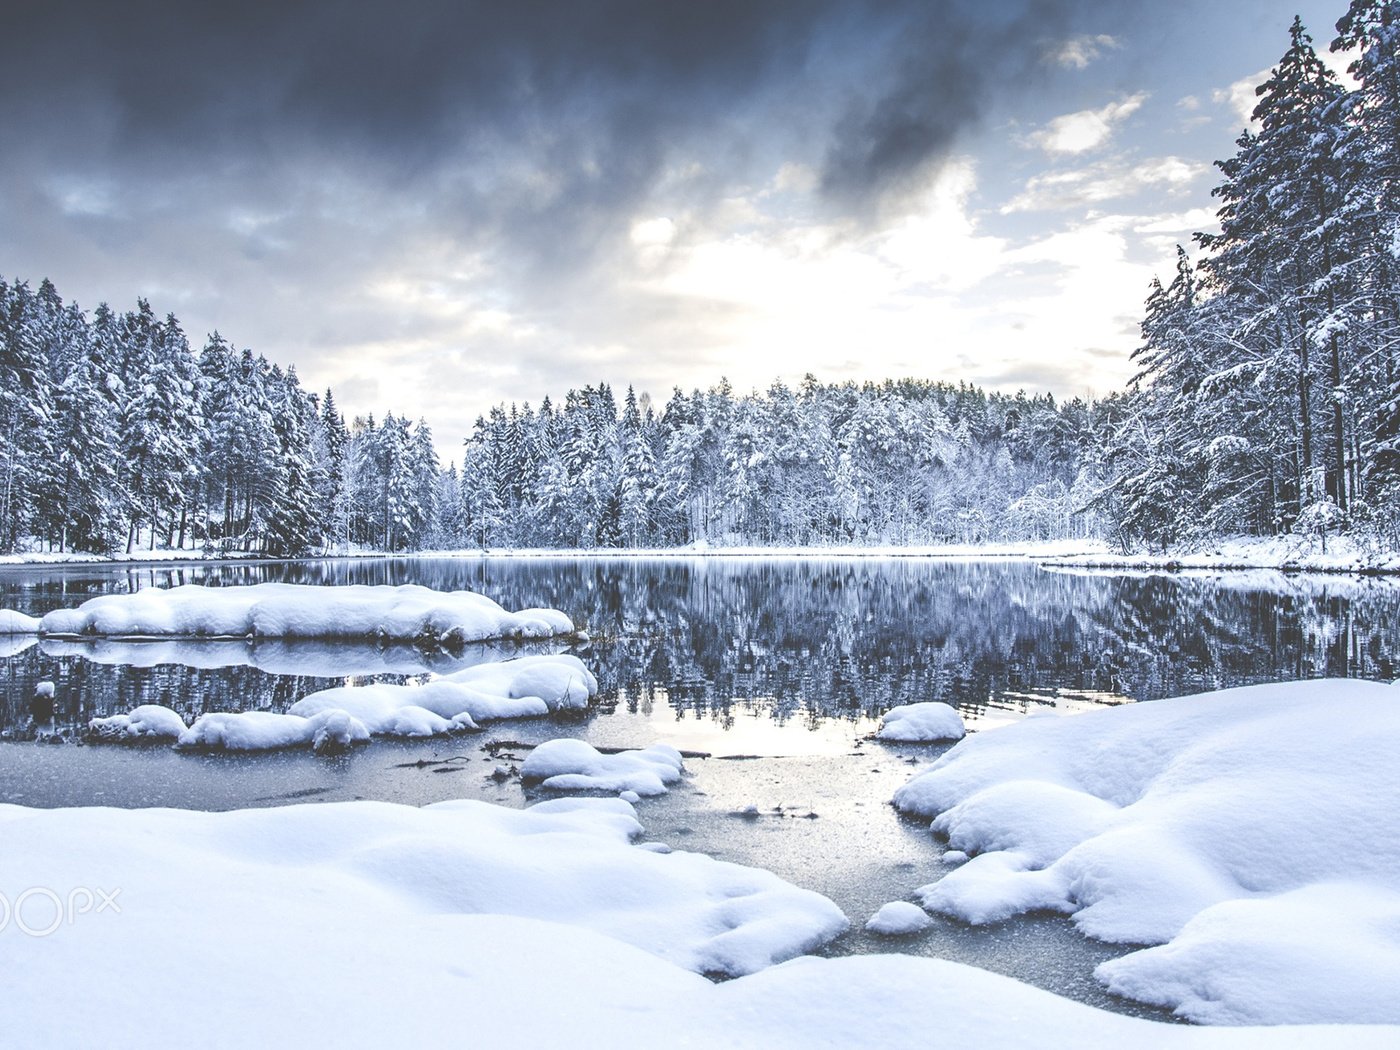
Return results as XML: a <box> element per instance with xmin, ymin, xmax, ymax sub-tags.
<box><xmin>1213</xmin><ymin>67</ymin><xmax>1269</xmax><ymax>127</ymax></box>
<box><xmin>1028</xmin><ymin>93</ymin><xmax>1149</xmax><ymax>155</ymax></box>
<box><xmin>1045</xmin><ymin>34</ymin><xmax>1119</xmax><ymax>70</ymax></box>
<box><xmin>1002</xmin><ymin>155</ymin><xmax>1206</xmax><ymax>213</ymax></box>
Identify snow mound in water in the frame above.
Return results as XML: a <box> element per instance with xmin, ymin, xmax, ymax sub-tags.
<box><xmin>522</xmin><ymin>740</ymin><xmax>685</xmax><ymax>796</ymax></box>
<box><xmin>865</xmin><ymin>901</ymin><xmax>933</xmax><ymax>935</ymax></box>
<box><xmin>893</xmin><ymin>678</ymin><xmax>1400</xmax><ymax>1024</ymax></box>
<box><xmin>876</xmin><ymin>701</ymin><xmax>966</xmax><ymax>742</ymax></box>
<box><xmin>89</xmin><ymin>704</ymin><xmax>188</xmax><ymax>740</ymax></box>
<box><xmin>0</xmin><ymin>608</ymin><xmax>40</xmax><ymax>633</ymax></box>
<box><xmin>290</xmin><ymin>654</ymin><xmax>597</xmax><ymax>727</ymax></box>
<box><xmin>178</xmin><ymin>709</ymin><xmax>372</xmax><ymax>753</ymax></box>
<box><xmin>96</xmin><ymin>656</ymin><xmax>597</xmax><ymax>753</ymax></box>
<box><xmin>36</xmin><ymin>583</ymin><xmax>575</xmax><ymax>643</ymax></box>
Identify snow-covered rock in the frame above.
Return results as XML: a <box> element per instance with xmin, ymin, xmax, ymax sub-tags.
<box><xmin>893</xmin><ymin>678</ymin><xmax>1400</xmax><ymax>1024</ymax></box>
<box><xmin>865</xmin><ymin>901</ymin><xmax>933</xmax><ymax>935</ymax></box>
<box><xmin>0</xmin><ymin>608</ymin><xmax>40</xmax><ymax>633</ymax></box>
<box><xmin>88</xmin><ymin>704</ymin><xmax>188</xmax><ymax>741</ymax></box>
<box><xmin>37</xmin><ymin>583</ymin><xmax>576</xmax><ymax>643</ymax></box>
<box><xmin>876</xmin><ymin>701</ymin><xmax>966</xmax><ymax>742</ymax></box>
<box><xmin>522</xmin><ymin>740</ymin><xmax>685</xmax><ymax>796</ymax></box>
<box><xmin>178</xmin><ymin>709</ymin><xmax>372</xmax><ymax>752</ymax></box>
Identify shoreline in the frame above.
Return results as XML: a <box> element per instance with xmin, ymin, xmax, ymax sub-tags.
<box><xmin>2</xmin><ymin>536</ymin><xmax>1398</xmax><ymax>576</ymax></box>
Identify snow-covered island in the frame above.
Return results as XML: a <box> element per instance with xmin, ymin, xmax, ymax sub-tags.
<box><xmin>34</xmin><ymin>582</ymin><xmax>578</xmax><ymax>645</ymax></box>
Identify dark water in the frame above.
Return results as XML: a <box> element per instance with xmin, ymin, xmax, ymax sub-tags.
<box><xmin>2</xmin><ymin>556</ymin><xmax>1396</xmax><ymax>733</ymax></box>
<box><xmin>2</xmin><ymin>555</ymin><xmax>1396</xmax><ymax>1021</ymax></box>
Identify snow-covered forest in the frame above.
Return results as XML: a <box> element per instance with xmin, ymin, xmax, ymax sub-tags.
<box><xmin>2</xmin><ymin>10</ymin><xmax>1398</xmax><ymax>556</ymax></box>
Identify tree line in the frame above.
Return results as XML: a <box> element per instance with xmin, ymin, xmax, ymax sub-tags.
<box><xmin>3</xmin><ymin>3</ymin><xmax>1398</xmax><ymax>556</ymax></box>
<box><xmin>0</xmin><ymin>279</ymin><xmax>441</xmax><ymax>555</ymax></box>
<box><xmin>1113</xmin><ymin>4</ymin><xmax>1400</xmax><ymax>548</ymax></box>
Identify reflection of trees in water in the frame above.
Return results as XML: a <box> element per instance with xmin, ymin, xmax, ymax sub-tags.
<box><xmin>2</xmin><ymin>559</ymin><xmax>1398</xmax><ymax>730</ymax></box>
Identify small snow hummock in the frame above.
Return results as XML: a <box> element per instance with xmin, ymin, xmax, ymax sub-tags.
<box><xmin>892</xmin><ymin>678</ymin><xmax>1400</xmax><ymax>1025</ymax></box>
<box><xmin>0</xmin><ymin>608</ymin><xmax>41</xmax><ymax>634</ymax></box>
<box><xmin>865</xmin><ymin>901</ymin><xmax>933</xmax><ymax>935</ymax></box>
<box><xmin>876</xmin><ymin>702</ymin><xmax>966</xmax><ymax>742</ymax></box>
<box><xmin>89</xmin><ymin>704</ymin><xmax>189</xmax><ymax>741</ymax></box>
<box><xmin>37</xmin><ymin>582</ymin><xmax>576</xmax><ymax>644</ymax></box>
<box><xmin>521</xmin><ymin>740</ymin><xmax>684</xmax><ymax>796</ymax></box>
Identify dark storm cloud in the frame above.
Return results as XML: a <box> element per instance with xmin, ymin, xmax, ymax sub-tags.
<box><xmin>4</xmin><ymin>1</ymin><xmax>1126</xmax><ymax>229</ymax></box>
<box><xmin>818</xmin><ymin>0</ymin><xmax>1122</xmax><ymax>206</ymax></box>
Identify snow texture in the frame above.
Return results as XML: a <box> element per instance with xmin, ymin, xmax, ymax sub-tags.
<box><xmin>893</xmin><ymin>678</ymin><xmax>1400</xmax><ymax>1024</ymax></box>
<box><xmin>88</xmin><ymin>704</ymin><xmax>188</xmax><ymax>741</ymax></box>
<box><xmin>865</xmin><ymin>901</ymin><xmax>933</xmax><ymax>935</ymax></box>
<box><xmin>1</xmin><ymin>797</ymin><xmax>1394</xmax><ymax>1048</ymax></box>
<box><xmin>36</xmin><ymin>582</ymin><xmax>576</xmax><ymax>643</ymax></box>
<box><xmin>521</xmin><ymin>740</ymin><xmax>685</xmax><ymax>796</ymax></box>
<box><xmin>876</xmin><ymin>701</ymin><xmax>966</xmax><ymax>742</ymax></box>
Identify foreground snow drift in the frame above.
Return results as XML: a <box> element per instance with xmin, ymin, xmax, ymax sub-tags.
<box><xmin>37</xmin><ymin>583</ymin><xmax>575</xmax><ymax>643</ymax></box>
<box><xmin>1</xmin><ymin>798</ymin><xmax>1392</xmax><ymax>1049</ymax></box>
<box><xmin>893</xmin><ymin>678</ymin><xmax>1400</xmax><ymax>1025</ymax></box>
<box><xmin>0</xmin><ymin>797</ymin><xmax>844</xmax><ymax>978</ymax></box>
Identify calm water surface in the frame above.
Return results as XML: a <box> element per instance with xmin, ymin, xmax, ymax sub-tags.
<box><xmin>2</xmin><ymin>556</ymin><xmax>1397</xmax><ymax>1020</ymax></box>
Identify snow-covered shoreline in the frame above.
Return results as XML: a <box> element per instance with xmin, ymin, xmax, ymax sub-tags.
<box><xmin>4</xmin><ymin>534</ymin><xmax>1397</xmax><ymax>574</ymax></box>
<box><xmin>893</xmin><ymin>678</ymin><xmax>1400</xmax><ymax>1025</ymax></box>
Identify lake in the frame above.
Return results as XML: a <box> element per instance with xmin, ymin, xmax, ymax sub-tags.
<box><xmin>2</xmin><ymin>555</ymin><xmax>1397</xmax><ymax>1018</ymax></box>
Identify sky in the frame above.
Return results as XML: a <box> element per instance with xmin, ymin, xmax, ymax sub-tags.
<box><xmin>0</xmin><ymin>0</ymin><xmax>1355</xmax><ymax>461</ymax></box>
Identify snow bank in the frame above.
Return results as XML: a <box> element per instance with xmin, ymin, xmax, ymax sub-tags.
<box><xmin>0</xmin><ymin>608</ymin><xmax>40</xmax><ymax>633</ymax></box>
<box><xmin>88</xmin><ymin>704</ymin><xmax>188</xmax><ymax>741</ymax></box>
<box><xmin>1041</xmin><ymin>533</ymin><xmax>1400</xmax><ymax>574</ymax></box>
<box><xmin>876</xmin><ymin>702</ymin><xmax>966</xmax><ymax>742</ymax></box>
<box><xmin>893</xmin><ymin>678</ymin><xmax>1400</xmax><ymax>1024</ymax></box>
<box><xmin>290</xmin><ymin>654</ymin><xmax>598</xmax><ymax>727</ymax></box>
<box><xmin>36</xmin><ymin>582</ymin><xmax>576</xmax><ymax>643</ymax></box>
<box><xmin>1</xmin><ymin>799</ymin><xmax>1393</xmax><ymax>1048</ymax></box>
<box><xmin>521</xmin><ymin>740</ymin><xmax>685</xmax><ymax>796</ymax></box>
